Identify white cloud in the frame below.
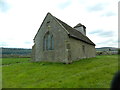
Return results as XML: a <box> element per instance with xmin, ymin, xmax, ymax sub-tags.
<box><xmin>0</xmin><ymin>0</ymin><xmax>118</xmax><ymax>48</ymax></box>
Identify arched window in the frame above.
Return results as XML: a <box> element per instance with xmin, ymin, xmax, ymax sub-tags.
<box><xmin>43</xmin><ymin>31</ymin><xmax>54</xmax><ymax>50</ymax></box>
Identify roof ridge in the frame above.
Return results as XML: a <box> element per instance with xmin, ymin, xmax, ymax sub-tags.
<box><xmin>54</xmin><ymin>16</ymin><xmax>73</xmax><ymax>30</ymax></box>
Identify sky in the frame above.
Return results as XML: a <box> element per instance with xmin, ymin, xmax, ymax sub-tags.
<box><xmin>0</xmin><ymin>0</ymin><xmax>119</xmax><ymax>48</ymax></box>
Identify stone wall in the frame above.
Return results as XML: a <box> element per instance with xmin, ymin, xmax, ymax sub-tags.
<box><xmin>69</xmin><ymin>37</ymin><xmax>96</xmax><ymax>62</ymax></box>
<box><xmin>34</xmin><ymin>13</ymin><xmax>69</xmax><ymax>63</ymax></box>
<box><xmin>31</xmin><ymin>44</ymin><xmax>35</xmax><ymax>61</ymax></box>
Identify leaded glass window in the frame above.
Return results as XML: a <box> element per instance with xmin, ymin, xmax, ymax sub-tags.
<box><xmin>43</xmin><ymin>32</ymin><xmax>54</xmax><ymax>50</ymax></box>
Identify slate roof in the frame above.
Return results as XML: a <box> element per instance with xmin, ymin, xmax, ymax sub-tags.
<box><xmin>54</xmin><ymin>17</ymin><xmax>95</xmax><ymax>46</ymax></box>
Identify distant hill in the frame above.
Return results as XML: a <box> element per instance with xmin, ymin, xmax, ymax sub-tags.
<box><xmin>96</xmin><ymin>47</ymin><xmax>118</xmax><ymax>52</ymax></box>
<box><xmin>1</xmin><ymin>48</ymin><xmax>32</xmax><ymax>58</ymax></box>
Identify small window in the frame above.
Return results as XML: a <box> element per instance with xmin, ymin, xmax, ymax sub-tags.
<box><xmin>46</xmin><ymin>21</ymin><xmax>50</xmax><ymax>26</ymax></box>
<box><xmin>43</xmin><ymin>31</ymin><xmax>54</xmax><ymax>50</ymax></box>
<box><xmin>47</xmin><ymin>21</ymin><xmax>50</xmax><ymax>23</ymax></box>
<box><xmin>82</xmin><ymin>45</ymin><xmax>85</xmax><ymax>53</ymax></box>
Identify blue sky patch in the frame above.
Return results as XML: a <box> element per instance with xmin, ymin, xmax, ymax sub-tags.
<box><xmin>89</xmin><ymin>30</ymin><xmax>102</xmax><ymax>34</ymax></box>
<box><xmin>58</xmin><ymin>0</ymin><xmax>71</xmax><ymax>9</ymax></box>
<box><xmin>0</xmin><ymin>42</ymin><xmax>8</xmax><ymax>47</ymax></box>
<box><xmin>101</xmin><ymin>12</ymin><xmax>116</xmax><ymax>17</ymax></box>
<box><xmin>89</xmin><ymin>30</ymin><xmax>114</xmax><ymax>37</ymax></box>
<box><xmin>87</xmin><ymin>3</ymin><xmax>107</xmax><ymax>12</ymax></box>
<box><xmin>0</xmin><ymin>0</ymin><xmax>10</xmax><ymax>12</ymax></box>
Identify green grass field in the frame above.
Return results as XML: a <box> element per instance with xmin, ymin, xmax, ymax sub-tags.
<box><xmin>2</xmin><ymin>58</ymin><xmax>30</xmax><ymax>65</ymax></box>
<box><xmin>2</xmin><ymin>55</ymin><xmax>118</xmax><ymax>88</ymax></box>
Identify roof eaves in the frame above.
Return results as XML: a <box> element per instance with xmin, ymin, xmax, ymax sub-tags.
<box><xmin>69</xmin><ymin>34</ymin><xmax>95</xmax><ymax>46</ymax></box>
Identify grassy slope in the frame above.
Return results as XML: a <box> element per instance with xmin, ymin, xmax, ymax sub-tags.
<box><xmin>2</xmin><ymin>55</ymin><xmax>118</xmax><ymax>88</ymax></box>
<box><xmin>2</xmin><ymin>58</ymin><xmax>30</xmax><ymax>65</ymax></box>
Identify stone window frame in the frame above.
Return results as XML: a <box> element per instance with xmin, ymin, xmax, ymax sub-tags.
<box><xmin>43</xmin><ymin>31</ymin><xmax>54</xmax><ymax>51</ymax></box>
